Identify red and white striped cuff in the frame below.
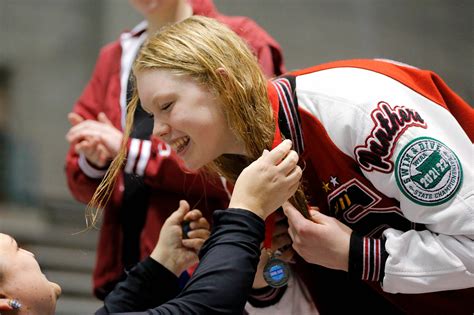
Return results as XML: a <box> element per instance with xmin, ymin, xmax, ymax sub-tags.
<box><xmin>349</xmin><ymin>233</ymin><xmax>388</xmax><ymax>282</ymax></box>
<box><xmin>124</xmin><ymin>138</ymin><xmax>152</xmax><ymax>176</ymax></box>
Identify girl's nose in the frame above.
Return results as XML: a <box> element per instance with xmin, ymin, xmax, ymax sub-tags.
<box><xmin>50</xmin><ymin>281</ymin><xmax>62</xmax><ymax>299</ymax></box>
<box><xmin>153</xmin><ymin>121</ymin><xmax>171</xmax><ymax>139</ymax></box>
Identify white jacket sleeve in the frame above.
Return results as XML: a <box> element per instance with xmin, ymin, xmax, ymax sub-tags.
<box><xmin>375</xmin><ymin>116</ymin><xmax>474</xmax><ymax>293</ymax></box>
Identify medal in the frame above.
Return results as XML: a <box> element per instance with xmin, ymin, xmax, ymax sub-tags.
<box><xmin>263</xmin><ymin>251</ymin><xmax>290</xmax><ymax>288</ymax></box>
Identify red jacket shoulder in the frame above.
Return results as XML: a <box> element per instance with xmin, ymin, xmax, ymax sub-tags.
<box><xmin>216</xmin><ymin>15</ymin><xmax>285</xmax><ymax>75</ymax></box>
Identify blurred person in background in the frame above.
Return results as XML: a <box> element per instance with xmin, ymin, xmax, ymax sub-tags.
<box><xmin>65</xmin><ymin>0</ymin><xmax>285</xmax><ymax>300</ymax></box>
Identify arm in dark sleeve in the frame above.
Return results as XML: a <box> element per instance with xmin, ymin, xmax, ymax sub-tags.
<box><xmin>98</xmin><ymin>257</ymin><xmax>180</xmax><ymax>313</ymax></box>
<box><xmin>95</xmin><ymin>208</ymin><xmax>265</xmax><ymax>315</ymax></box>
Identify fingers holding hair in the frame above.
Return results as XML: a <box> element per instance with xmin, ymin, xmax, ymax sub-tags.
<box><xmin>278</xmin><ymin>149</ymin><xmax>300</xmax><ymax>175</ymax></box>
<box><xmin>265</xmin><ymin>139</ymin><xmax>293</xmax><ymax>164</ymax></box>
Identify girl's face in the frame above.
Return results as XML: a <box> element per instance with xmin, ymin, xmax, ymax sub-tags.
<box><xmin>0</xmin><ymin>233</ymin><xmax>61</xmax><ymax>315</ymax></box>
<box><xmin>136</xmin><ymin>69</ymin><xmax>245</xmax><ymax>170</ymax></box>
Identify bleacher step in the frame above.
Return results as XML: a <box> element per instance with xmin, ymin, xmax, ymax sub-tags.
<box><xmin>55</xmin><ymin>296</ymin><xmax>103</xmax><ymax>315</ymax></box>
<box><xmin>25</xmin><ymin>244</ymin><xmax>95</xmax><ymax>273</ymax></box>
<box><xmin>45</xmin><ymin>270</ymin><xmax>95</xmax><ymax>297</ymax></box>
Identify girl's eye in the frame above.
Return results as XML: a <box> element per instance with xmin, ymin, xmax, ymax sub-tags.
<box><xmin>161</xmin><ymin>102</ymin><xmax>173</xmax><ymax>111</ymax></box>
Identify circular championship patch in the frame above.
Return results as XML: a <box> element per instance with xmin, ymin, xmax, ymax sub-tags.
<box><xmin>395</xmin><ymin>137</ymin><xmax>462</xmax><ymax>206</ymax></box>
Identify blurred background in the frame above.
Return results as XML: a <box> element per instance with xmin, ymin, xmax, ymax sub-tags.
<box><xmin>0</xmin><ymin>0</ymin><xmax>472</xmax><ymax>314</ymax></box>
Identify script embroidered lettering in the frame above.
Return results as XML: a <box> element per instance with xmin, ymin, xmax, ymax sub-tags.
<box><xmin>355</xmin><ymin>102</ymin><xmax>427</xmax><ymax>173</ymax></box>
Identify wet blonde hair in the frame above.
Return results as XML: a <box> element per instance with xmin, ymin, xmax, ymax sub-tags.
<box><xmin>87</xmin><ymin>16</ymin><xmax>308</xmax><ymax>227</ymax></box>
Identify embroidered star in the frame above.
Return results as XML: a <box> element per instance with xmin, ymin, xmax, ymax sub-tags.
<box><xmin>322</xmin><ymin>181</ymin><xmax>331</xmax><ymax>193</ymax></box>
<box><xmin>329</xmin><ymin>176</ymin><xmax>339</xmax><ymax>187</ymax></box>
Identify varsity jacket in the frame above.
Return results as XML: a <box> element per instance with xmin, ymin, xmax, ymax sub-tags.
<box><xmin>64</xmin><ymin>0</ymin><xmax>285</xmax><ymax>298</ymax></box>
<box><xmin>268</xmin><ymin>59</ymin><xmax>473</xmax><ymax>314</ymax></box>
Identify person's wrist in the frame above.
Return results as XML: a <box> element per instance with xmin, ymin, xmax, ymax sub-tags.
<box><xmin>150</xmin><ymin>249</ymin><xmax>181</xmax><ymax>276</ymax></box>
<box><xmin>228</xmin><ymin>202</ymin><xmax>265</xmax><ymax>219</ymax></box>
<box><xmin>339</xmin><ymin>232</ymin><xmax>351</xmax><ymax>272</ymax></box>
<box><xmin>339</xmin><ymin>251</ymin><xmax>349</xmax><ymax>272</ymax></box>
<box><xmin>85</xmin><ymin>156</ymin><xmax>109</xmax><ymax>169</ymax></box>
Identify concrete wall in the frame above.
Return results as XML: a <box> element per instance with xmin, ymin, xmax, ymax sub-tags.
<box><xmin>216</xmin><ymin>0</ymin><xmax>473</xmax><ymax>101</ymax></box>
<box><xmin>0</xmin><ymin>0</ymin><xmax>102</xmax><ymax>204</ymax></box>
<box><xmin>0</xmin><ymin>0</ymin><xmax>472</xmax><ymax>205</ymax></box>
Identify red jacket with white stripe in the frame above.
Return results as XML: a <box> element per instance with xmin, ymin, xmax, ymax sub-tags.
<box><xmin>268</xmin><ymin>59</ymin><xmax>473</xmax><ymax>314</ymax></box>
<box><xmin>64</xmin><ymin>0</ymin><xmax>285</xmax><ymax>298</ymax></box>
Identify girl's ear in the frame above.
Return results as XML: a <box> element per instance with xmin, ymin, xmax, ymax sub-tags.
<box><xmin>215</xmin><ymin>67</ymin><xmax>231</xmax><ymax>89</ymax></box>
<box><xmin>215</xmin><ymin>67</ymin><xmax>229</xmax><ymax>79</ymax></box>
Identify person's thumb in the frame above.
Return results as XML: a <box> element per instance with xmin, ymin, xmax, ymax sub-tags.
<box><xmin>68</xmin><ymin>112</ymin><xmax>84</xmax><ymax>126</ymax></box>
<box><xmin>308</xmin><ymin>208</ymin><xmax>325</xmax><ymax>224</ymax></box>
<box><xmin>98</xmin><ymin>112</ymin><xmax>114</xmax><ymax>126</ymax></box>
<box><xmin>165</xmin><ymin>200</ymin><xmax>190</xmax><ymax>226</ymax></box>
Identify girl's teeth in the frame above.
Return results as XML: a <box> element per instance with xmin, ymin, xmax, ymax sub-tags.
<box><xmin>172</xmin><ymin>137</ymin><xmax>189</xmax><ymax>152</ymax></box>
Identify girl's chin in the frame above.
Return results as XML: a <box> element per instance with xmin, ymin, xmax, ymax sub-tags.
<box><xmin>182</xmin><ymin>149</ymin><xmax>217</xmax><ymax>171</ymax></box>
<box><xmin>182</xmin><ymin>158</ymin><xmax>205</xmax><ymax>172</ymax></box>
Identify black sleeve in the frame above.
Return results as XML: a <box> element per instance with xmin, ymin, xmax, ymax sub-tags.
<box><xmin>97</xmin><ymin>257</ymin><xmax>180</xmax><ymax>313</ymax></box>
<box><xmin>95</xmin><ymin>208</ymin><xmax>265</xmax><ymax>315</ymax></box>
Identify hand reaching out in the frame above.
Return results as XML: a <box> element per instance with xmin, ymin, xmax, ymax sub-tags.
<box><xmin>150</xmin><ymin>200</ymin><xmax>210</xmax><ymax>276</ymax></box>
<box><xmin>229</xmin><ymin>139</ymin><xmax>302</xmax><ymax>219</ymax></box>
<box><xmin>283</xmin><ymin>202</ymin><xmax>352</xmax><ymax>271</ymax></box>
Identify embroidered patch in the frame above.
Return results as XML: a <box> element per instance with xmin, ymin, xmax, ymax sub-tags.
<box><xmin>355</xmin><ymin>102</ymin><xmax>427</xmax><ymax>173</ymax></box>
<box><xmin>395</xmin><ymin>137</ymin><xmax>462</xmax><ymax>206</ymax></box>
